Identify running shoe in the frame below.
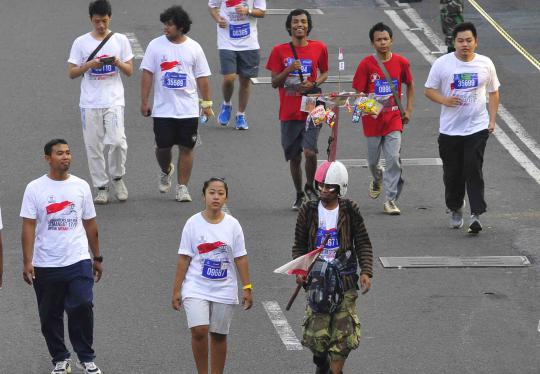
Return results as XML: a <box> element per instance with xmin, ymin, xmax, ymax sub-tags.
<box><xmin>51</xmin><ymin>359</ymin><xmax>71</xmax><ymax>374</ymax></box>
<box><xmin>448</xmin><ymin>200</ymin><xmax>465</xmax><ymax>229</ymax></box>
<box><xmin>304</xmin><ymin>184</ymin><xmax>319</xmax><ymax>202</ymax></box>
<box><xmin>218</xmin><ymin>103</ymin><xmax>232</xmax><ymax>126</ymax></box>
<box><xmin>159</xmin><ymin>163</ymin><xmax>175</xmax><ymax>193</ymax></box>
<box><xmin>468</xmin><ymin>214</ymin><xmax>483</xmax><ymax>234</ymax></box>
<box><xmin>383</xmin><ymin>200</ymin><xmax>401</xmax><ymax>215</ymax></box>
<box><xmin>235</xmin><ymin>114</ymin><xmax>249</xmax><ymax>130</ymax></box>
<box><xmin>76</xmin><ymin>361</ymin><xmax>101</xmax><ymax>374</ymax></box>
<box><xmin>112</xmin><ymin>178</ymin><xmax>128</xmax><ymax>201</ymax></box>
<box><xmin>94</xmin><ymin>188</ymin><xmax>109</xmax><ymax>205</ymax></box>
<box><xmin>176</xmin><ymin>184</ymin><xmax>192</xmax><ymax>202</ymax></box>
<box><xmin>292</xmin><ymin>192</ymin><xmax>306</xmax><ymax>211</ymax></box>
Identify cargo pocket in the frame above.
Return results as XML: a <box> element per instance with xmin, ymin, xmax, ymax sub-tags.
<box><xmin>302</xmin><ymin>307</ymin><xmax>331</xmax><ymax>354</ymax></box>
<box><xmin>346</xmin><ymin>312</ymin><xmax>362</xmax><ymax>351</ymax></box>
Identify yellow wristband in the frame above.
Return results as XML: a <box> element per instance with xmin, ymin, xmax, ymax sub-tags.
<box><xmin>242</xmin><ymin>283</ymin><xmax>253</xmax><ymax>290</ymax></box>
<box><xmin>200</xmin><ymin>100</ymin><xmax>213</xmax><ymax>109</ymax></box>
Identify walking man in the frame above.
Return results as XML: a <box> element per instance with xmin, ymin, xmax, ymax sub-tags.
<box><xmin>141</xmin><ymin>5</ymin><xmax>213</xmax><ymax>202</ymax></box>
<box><xmin>293</xmin><ymin>160</ymin><xmax>373</xmax><ymax>374</ymax></box>
<box><xmin>352</xmin><ymin>22</ymin><xmax>415</xmax><ymax>215</ymax></box>
<box><xmin>425</xmin><ymin>22</ymin><xmax>500</xmax><ymax>233</ymax></box>
<box><xmin>209</xmin><ymin>0</ymin><xmax>266</xmax><ymax>130</ymax></box>
<box><xmin>21</xmin><ymin>139</ymin><xmax>103</xmax><ymax>374</ymax></box>
<box><xmin>266</xmin><ymin>9</ymin><xmax>329</xmax><ymax>210</ymax></box>
<box><xmin>68</xmin><ymin>0</ymin><xmax>133</xmax><ymax>204</ymax></box>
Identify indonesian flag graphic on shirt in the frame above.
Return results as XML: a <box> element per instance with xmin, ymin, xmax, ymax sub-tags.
<box><xmin>46</xmin><ymin>201</ymin><xmax>73</xmax><ymax>215</ymax></box>
<box><xmin>225</xmin><ymin>0</ymin><xmax>242</xmax><ymax>7</ymax></box>
<box><xmin>197</xmin><ymin>241</ymin><xmax>227</xmax><ymax>254</ymax></box>
<box><xmin>160</xmin><ymin>60</ymin><xmax>180</xmax><ymax>72</ymax></box>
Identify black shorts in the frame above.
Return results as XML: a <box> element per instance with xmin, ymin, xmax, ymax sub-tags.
<box><xmin>153</xmin><ymin>117</ymin><xmax>198</xmax><ymax>149</ymax></box>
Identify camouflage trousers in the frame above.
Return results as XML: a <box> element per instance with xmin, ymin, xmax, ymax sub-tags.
<box><xmin>301</xmin><ymin>290</ymin><xmax>361</xmax><ymax>360</ymax></box>
<box><xmin>440</xmin><ymin>0</ymin><xmax>464</xmax><ymax>48</ymax></box>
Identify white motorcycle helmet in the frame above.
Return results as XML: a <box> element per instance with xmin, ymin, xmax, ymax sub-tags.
<box><xmin>314</xmin><ymin>160</ymin><xmax>348</xmax><ymax>197</ymax></box>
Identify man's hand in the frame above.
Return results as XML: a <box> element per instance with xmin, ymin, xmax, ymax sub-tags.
<box><xmin>217</xmin><ymin>16</ymin><xmax>227</xmax><ymax>28</ymax></box>
<box><xmin>140</xmin><ymin>103</ymin><xmax>151</xmax><ymax>117</ymax></box>
<box><xmin>360</xmin><ymin>274</ymin><xmax>372</xmax><ymax>294</ymax></box>
<box><xmin>87</xmin><ymin>58</ymin><xmax>103</xmax><ymax>70</ymax></box>
<box><xmin>93</xmin><ymin>261</ymin><xmax>103</xmax><ymax>282</ymax></box>
<box><xmin>488</xmin><ymin>122</ymin><xmax>496</xmax><ymax>134</ymax></box>
<box><xmin>443</xmin><ymin>96</ymin><xmax>461</xmax><ymax>107</ymax></box>
<box><xmin>202</xmin><ymin>107</ymin><xmax>214</xmax><ymax>118</ymax></box>
<box><xmin>402</xmin><ymin>110</ymin><xmax>411</xmax><ymax>125</ymax></box>
<box><xmin>287</xmin><ymin>60</ymin><xmax>302</xmax><ymax>74</ymax></box>
<box><xmin>295</xmin><ymin>274</ymin><xmax>307</xmax><ymax>285</ymax></box>
<box><xmin>242</xmin><ymin>289</ymin><xmax>253</xmax><ymax>310</ymax></box>
<box><xmin>23</xmin><ymin>262</ymin><xmax>35</xmax><ymax>285</ymax></box>
<box><xmin>172</xmin><ymin>291</ymin><xmax>182</xmax><ymax>311</ymax></box>
<box><xmin>235</xmin><ymin>5</ymin><xmax>249</xmax><ymax>16</ymax></box>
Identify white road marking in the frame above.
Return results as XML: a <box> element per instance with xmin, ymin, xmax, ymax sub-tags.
<box><xmin>384</xmin><ymin>7</ymin><xmax>540</xmax><ymax>185</ymax></box>
<box><xmin>125</xmin><ymin>32</ymin><xmax>145</xmax><ymax>59</ymax></box>
<box><xmin>262</xmin><ymin>301</ymin><xmax>303</xmax><ymax>350</ymax></box>
<box><xmin>537</xmin><ymin>319</ymin><xmax>540</xmax><ymax>333</ymax></box>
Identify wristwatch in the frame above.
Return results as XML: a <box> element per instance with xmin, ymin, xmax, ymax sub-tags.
<box><xmin>93</xmin><ymin>255</ymin><xmax>104</xmax><ymax>263</ymax></box>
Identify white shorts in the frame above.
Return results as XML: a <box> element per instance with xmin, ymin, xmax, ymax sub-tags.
<box><xmin>183</xmin><ymin>298</ymin><xmax>235</xmax><ymax>335</ymax></box>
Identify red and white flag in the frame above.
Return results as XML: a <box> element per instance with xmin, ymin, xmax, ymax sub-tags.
<box><xmin>273</xmin><ymin>247</ymin><xmax>323</xmax><ymax>277</ymax></box>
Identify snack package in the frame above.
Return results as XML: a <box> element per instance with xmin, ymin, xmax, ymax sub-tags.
<box><xmin>309</xmin><ymin>105</ymin><xmax>327</xmax><ymax>126</ymax></box>
<box><xmin>354</xmin><ymin>96</ymin><xmax>383</xmax><ymax>117</ymax></box>
<box><xmin>301</xmin><ymin>96</ymin><xmax>318</xmax><ymax>113</ymax></box>
<box><xmin>325</xmin><ymin>110</ymin><xmax>336</xmax><ymax>128</ymax></box>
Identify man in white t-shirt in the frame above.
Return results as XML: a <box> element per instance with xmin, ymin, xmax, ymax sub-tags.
<box><xmin>425</xmin><ymin>22</ymin><xmax>500</xmax><ymax>234</ymax></box>
<box><xmin>0</xmin><ymin>206</ymin><xmax>3</xmax><ymax>289</ymax></box>
<box><xmin>209</xmin><ymin>0</ymin><xmax>266</xmax><ymax>130</ymax></box>
<box><xmin>68</xmin><ymin>0</ymin><xmax>134</xmax><ymax>205</ymax></box>
<box><xmin>140</xmin><ymin>5</ymin><xmax>213</xmax><ymax>202</ymax></box>
<box><xmin>20</xmin><ymin>139</ymin><xmax>103</xmax><ymax>374</ymax></box>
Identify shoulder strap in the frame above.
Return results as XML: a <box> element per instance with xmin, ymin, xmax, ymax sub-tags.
<box><xmin>373</xmin><ymin>53</ymin><xmax>405</xmax><ymax>117</ymax></box>
<box><xmin>86</xmin><ymin>32</ymin><xmax>115</xmax><ymax>62</ymax></box>
<box><xmin>289</xmin><ymin>42</ymin><xmax>305</xmax><ymax>83</ymax></box>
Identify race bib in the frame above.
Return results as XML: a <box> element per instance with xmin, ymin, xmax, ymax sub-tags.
<box><xmin>285</xmin><ymin>58</ymin><xmax>313</xmax><ymax>77</ymax></box>
<box><xmin>90</xmin><ymin>64</ymin><xmax>116</xmax><ymax>76</ymax></box>
<box><xmin>163</xmin><ymin>72</ymin><xmax>187</xmax><ymax>90</ymax></box>
<box><xmin>453</xmin><ymin>73</ymin><xmax>478</xmax><ymax>90</ymax></box>
<box><xmin>229</xmin><ymin>23</ymin><xmax>250</xmax><ymax>39</ymax></box>
<box><xmin>374</xmin><ymin>79</ymin><xmax>399</xmax><ymax>96</ymax></box>
<box><xmin>202</xmin><ymin>259</ymin><xmax>228</xmax><ymax>280</ymax></box>
<box><xmin>316</xmin><ymin>228</ymin><xmax>339</xmax><ymax>262</ymax></box>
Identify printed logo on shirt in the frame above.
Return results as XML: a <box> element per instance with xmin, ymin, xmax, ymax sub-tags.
<box><xmin>89</xmin><ymin>54</ymin><xmax>117</xmax><ymax>78</ymax></box>
<box><xmin>370</xmin><ymin>73</ymin><xmax>381</xmax><ymax>83</ymax></box>
<box><xmin>197</xmin><ymin>241</ymin><xmax>231</xmax><ymax>280</ymax></box>
<box><xmin>316</xmin><ymin>228</ymin><xmax>339</xmax><ymax>262</ymax></box>
<box><xmin>46</xmin><ymin>201</ymin><xmax>78</xmax><ymax>231</ymax></box>
<box><xmin>160</xmin><ymin>59</ymin><xmax>187</xmax><ymax>90</ymax></box>
<box><xmin>285</xmin><ymin>58</ymin><xmax>313</xmax><ymax>77</ymax></box>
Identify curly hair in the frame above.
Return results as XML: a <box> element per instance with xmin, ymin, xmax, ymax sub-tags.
<box><xmin>160</xmin><ymin>5</ymin><xmax>192</xmax><ymax>34</ymax></box>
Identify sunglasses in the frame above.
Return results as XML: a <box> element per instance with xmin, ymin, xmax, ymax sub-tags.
<box><xmin>316</xmin><ymin>184</ymin><xmax>337</xmax><ymax>192</ymax></box>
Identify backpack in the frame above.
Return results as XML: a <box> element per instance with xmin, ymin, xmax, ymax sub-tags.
<box><xmin>306</xmin><ymin>255</ymin><xmax>345</xmax><ymax>314</ymax></box>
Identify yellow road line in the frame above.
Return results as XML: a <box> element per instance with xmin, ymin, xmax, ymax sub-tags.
<box><xmin>468</xmin><ymin>0</ymin><xmax>540</xmax><ymax>71</ymax></box>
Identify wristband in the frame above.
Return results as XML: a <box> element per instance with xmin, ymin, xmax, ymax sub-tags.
<box><xmin>93</xmin><ymin>255</ymin><xmax>103</xmax><ymax>263</ymax></box>
<box><xmin>200</xmin><ymin>100</ymin><xmax>213</xmax><ymax>109</ymax></box>
<box><xmin>242</xmin><ymin>283</ymin><xmax>253</xmax><ymax>290</ymax></box>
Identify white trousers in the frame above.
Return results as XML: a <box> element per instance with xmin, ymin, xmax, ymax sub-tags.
<box><xmin>81</xmin><ymin>106</ymin><xmax>128</xmax><ymax>188</ymax></box>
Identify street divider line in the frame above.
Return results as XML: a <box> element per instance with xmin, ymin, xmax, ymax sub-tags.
<box><xmin>262</xmin><ymin>301</ymin><xmax>303</xmax><ymax>350</ymax></box>
<box><xmin>467</xmin><ymin>0</ymin><xmax>540</xmax><ymax>71</ymax></box>
<box><xmin>125</xmin><ymin>32</ymin><xmax>145</xmax><ymax>59</ymax></box>
<box><xmin>385</xmin><ymin>9</ymin><xmax>540</xmax><ymax>185</ymax></box>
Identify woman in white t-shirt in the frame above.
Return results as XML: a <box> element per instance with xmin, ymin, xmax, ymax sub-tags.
<box><xmin>172</xmin><ymin>178</ymin><xmax>253</xmax><ymax>373</ymax></box>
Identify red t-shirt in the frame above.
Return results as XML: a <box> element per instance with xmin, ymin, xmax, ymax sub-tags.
<box><xmin>266</xmin><ymin>40</ymin><xmax>329</xmax><ymax>121</ymax></box>
<box><xmin>352</xmin><ymin>53</ymin><xmax>413</xmax><ymax>136</ymax></box>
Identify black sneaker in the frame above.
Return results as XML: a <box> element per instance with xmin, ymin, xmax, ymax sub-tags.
<box><xmin>468</xmin><ymin>214</ymin><xmax>483</xmax><ymax>234</ymax></box>
<box><xmin>304</xmin><ymin>184</ymin><xmax>319</xmax><ymax>202</ymax></box>
<box><xmin>292</xmin><ymin>192</ymin><xmax>306</xmax><ymax>211</ymax></box>
<box><xmin>313</xmin><ymin>354</ymin><xmax>330</xmax><ymax>374</ymax></box>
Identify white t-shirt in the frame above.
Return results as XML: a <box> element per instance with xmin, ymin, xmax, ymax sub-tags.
<box><xmin>20</xmin><ymin>175</ymin><xmax>96</xmax><ymax>267</ymax></box>
<box><xmin>140</xmin><ymin>36</ymin><xmax>211</xmax><ymax>119</ymax></box>
<box><xmin>425</xmin><ymin>52</ymin><xmax>500</xmax><ymax>136</ymax></box>
<box><xmin>209</xmin><ymin>0</ymin><xmax>266</xmax><ymax>51</ymax></box>
<box><xmin>68</xmin><ymin>32</ymin><xmax>134</xmax><ymax>108</ymax></box>
<box><xmin>317</xmin><ymin>202</ymin><xmax>339</xmax><ymax>262</ymax></box>
<box><xmin>178</xmin><ymin>213</ymin><xmax>247</xmax><ymax>304</ymax></box>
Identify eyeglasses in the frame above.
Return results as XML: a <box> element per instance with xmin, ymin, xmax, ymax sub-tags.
<box><xmin>316</xmin><ymin>184</ymin><xmax>337</xmax><ymax>192</ymax></box>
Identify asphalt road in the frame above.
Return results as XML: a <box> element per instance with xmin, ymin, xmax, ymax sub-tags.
<box><xmin>0</xmin><ymin>0</ymin><xmax>538</xmax><ymax>373</ymax></box>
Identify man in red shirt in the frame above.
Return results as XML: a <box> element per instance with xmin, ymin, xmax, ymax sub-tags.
<box><xmin>266</xmin><ymin>9</ymin><xmax>329</xmax><ymax>210</ymax></box>
<box><xmin>352</xmin><ymin>22</ymin><xmax>414</xmax><ymax>215</ymax></box>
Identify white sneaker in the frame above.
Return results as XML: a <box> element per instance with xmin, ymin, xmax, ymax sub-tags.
<box><xmin>76</xmin><ymin>361</ymin><xmax>102</xmax><ymax>374</ymax></box>
<box><xmin>159</xmin><ymin>164</ymin><xmax>175</xmax><ymax>193</ymax></box>
<box><xmin>175</xmin><ymin>184</ymin><xmax>192</xmax><ymax>202</ymax></box>
<box><xmin>51</xmin><ymin>359</ymin><xmax>71</xmax><ymax>374</ymax></box>
<box><xmin>112</xmin><ymin>178</ymin><xmax>128</xmax><ymax>201</ymax></box>
<box><xmin>94</xmin><ymin>188</ymin><xmax>109</xmax><ymax>205</ymax></box>
<box><xmin>383</xmin><ymin>200</ymin><xmax>401</xmax><ymax>215</ymax></box>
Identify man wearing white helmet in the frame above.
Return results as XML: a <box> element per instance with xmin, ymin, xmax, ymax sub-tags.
<box><xmin>292</xmin><ymin>160</ymin><xmax>374</xmax><ymax>374</ymax></box>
